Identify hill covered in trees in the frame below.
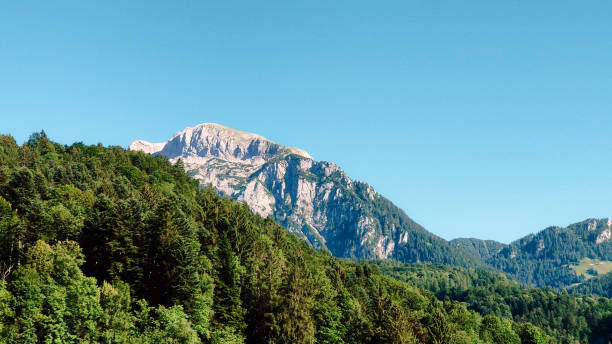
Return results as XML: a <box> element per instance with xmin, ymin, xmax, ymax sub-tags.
<box><xmin>452</xmin><ymin>220</ymin><xmax>612</xmax><ymax>289</ymax></box>
<box><xmin>450</xmin><ymin>238</ymin><xmax>507</xmax><ymax>262</ymax></box>
<box><xmin>570</xmin><ymin>271</ymin><xmax>612</xmax><ymax>298</ymax></box>
<box><xmin>371</xmin><ymin>260</ymin><xmax>612</xmax><ymax>344</ymax></box>
<box><xmin>0</xmin><ymin>132</ymin><xmax>561</xmax><ymax>343</ymax></box>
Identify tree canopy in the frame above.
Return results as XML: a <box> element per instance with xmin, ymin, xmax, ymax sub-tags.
<box><xmin>0</xmin><ymin>132</ymin><xmax>607</xmax><ymax>343</ymax></box>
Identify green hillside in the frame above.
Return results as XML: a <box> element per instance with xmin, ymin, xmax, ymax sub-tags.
<box><xmin>570</xmin><ymin>257</ymin><xmax>612</xmax><ymax>280</ymax></box>
<box><xmin>450</xmin><ymin>238</ymin><xmax>507</xmax><ymax>261</ymax></box>
<box><xmin>0</xmin><ymin>132</ymin><xmax>559</xmax><ymax>343</ymax></box>
<box><xmin>371</xmin><ymin>260</ymin><xmax>612</xmax><ymax>344</ymax></box>
<box><xmin>453</xmin><ymin>223</ymin><xmax>612</xmax><ymax>289</ymax></box>
<box><xmin>570</xmin><ymin>271</ymin><xmax>612</xmax><ymax>298</ymax></box>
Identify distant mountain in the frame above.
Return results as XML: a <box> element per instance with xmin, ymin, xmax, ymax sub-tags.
<box><xmin>453</xmin><ymin>219</ymin><xmax>612</xmax><ymax>288</ymax></box>
<box><xmin>131</xmin><ymin>123</ymin><xmax>480</xmax><ymax>266</ymax></box>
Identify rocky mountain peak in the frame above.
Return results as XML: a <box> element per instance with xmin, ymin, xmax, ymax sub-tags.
<box><xmin>129</xmin><ymin>123</ymin><xmax>312</xmax><ymax>166</ymax></box>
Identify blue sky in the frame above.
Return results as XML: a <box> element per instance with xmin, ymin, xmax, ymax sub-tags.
<box><xmin>1</xmin><ymin>1</ymin><xmax>611</xmax><ymax>243</ymax></box>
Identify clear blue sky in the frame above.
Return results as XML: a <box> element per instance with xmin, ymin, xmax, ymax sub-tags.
<box><xmin>2</xmin><ymin>2</ymin><xmax>611</xmax><ymax>243</ymax></box>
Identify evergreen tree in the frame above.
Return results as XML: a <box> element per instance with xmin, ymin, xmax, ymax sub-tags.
<box><xmin>277</xmin><ymin>255</ymin><xmax>315</xmax><ymax>344</ymax></box>
<box><xmin>212</xmin><ymin>231</ymin><xmax>246</xmax><ymax>338</ymax></box>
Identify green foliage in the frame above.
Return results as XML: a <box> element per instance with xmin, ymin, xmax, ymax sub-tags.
<box><xmin>98</xmin><ymin>280</ymin><xmax>135</xmax><ymax>342</ymax></box>
<box><xmin>210</xmin><ymin>326</ymin><xmax>245</xmax><ymax>344</ymax></box>
<box><xmin>0</xmin><ymin>195</ymin><xmax>22</xmax><ymax>270</ymax></box>
<box><xmin>479</xmin><ymin>315</ymin><xmax>520</xmax><ymax>344</ymax></box>
<box><xmin>7</xmin><ymin>240</ymin><xmax>103</xmax><ymax>343</ymax></box>
<box><xmin>513</xmin><ymin>322</ymin><xmax>550</xmax><ymax>344</ymax></box>
<box><xmin>373</xmin><ymin>259</ymin><xmax>612</xmax><ymax>343</ymax></box>
<box><xmin>212</xmin><ymin>232</ymin><xmax>246</xmax><ymax>338</ymax></box>
<box><xmin>451</xmin><ymin>238</ymin><xmax>507</xmax><ymax>261</ymax></box>
<box><xmin>0</xmin><ymin>281</ymin><xmax>15</xmax><ymax>342</ymax></box>
<box><xmin>570</xmin><ymin>271</ymin><xmax>612</xmax><ymax>297</ymax></box>
<box><xmin>479</xmin><ymin>221</ymin><xmax>612</xmax><ymax>289</ymax></box>
<box><xmin>0</xmin><ymin>133</ymin><xmax>602</xmax><ymax>343</ymax></box>
<box><xmin>146</xmin><ymin>305</ymin><xmax>201</xmax><ymax>344</ymax></box>
<box><xmin>453</xmin><ymin>220</ymin><xmax>612</xmax><ymax>292</ymax></box>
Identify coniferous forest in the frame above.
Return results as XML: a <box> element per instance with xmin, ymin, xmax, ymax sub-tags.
<box><xmin>571</xmin><ymin>272</ymin><xmax>612</xmax><ymax>298</ymax></box>
<box><xmin>370</xmin><ymin>260</ymin><xmax>612</xmax><ymax>343</ymax></box>
<box><xmin>0</xmin><ymin>133</ymin><xmax>610</xmax><ymax>343</ymax></box>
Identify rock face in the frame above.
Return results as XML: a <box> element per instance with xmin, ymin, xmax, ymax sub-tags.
<box><xmin>130</xmin><ymin>123</ymin><xmax>478</xmax><ymax>265</ymax></box>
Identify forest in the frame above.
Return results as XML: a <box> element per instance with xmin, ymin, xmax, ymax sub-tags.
<box><xmin>0</xmin><ymin>132</ymin><xmax>609</xmax><ymax>343</ymax></box>
<box><xmin>370</xmin><ymin>260</ymin><xmax>612</xmax><ymax>343</ymax></box>
<box><xmin>571</xmin><ymin>272</ymin><xmax>612</xmax><ymax>298</ymax></box>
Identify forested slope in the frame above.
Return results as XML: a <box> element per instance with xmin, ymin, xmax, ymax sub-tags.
<box><xmin>570</xmin><ymin>271</ymin><xmax>612</xmax><ymax>298</ymax></box>
<box><xmin>452</xmin><ymin>221</ymin><xmax>612</xmax><ymax>289</ymax></box>
<box><xmin>450</xmin><ymin>238</ymin><xmax>506</xmax><ymax>261</ymax></box>
<box><xmin>0</xmin><ymin>132</ymin><xmax>553</xmax><ymax>343</ymax></box>
<box><xmin>372</xmin><ymin>260</ymin><xmax>612</xmax><ymax>344</ymax></box>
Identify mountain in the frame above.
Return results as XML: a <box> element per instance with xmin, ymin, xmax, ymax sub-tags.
<box><xmin>130</xmin><ymin>123</ymin><xmax>480</xmax><ymax>266</ymax></box>
<box><xmin>453</xmin><ymin>219</ymin><xmax>612</xmax><ymax>288</ymax></box>
<box><xmin>130</xmin><ymin>123</ymin><xmax>612</xmax><ymax>290</ymax></box>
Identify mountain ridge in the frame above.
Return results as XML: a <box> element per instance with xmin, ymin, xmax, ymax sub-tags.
<box><xmin>452</xmin><ymin>218</ymin><xmax>612</xmax><ymax>288</ymax></box>
<box><xmin>131</xmin><ymin>123</ymin><xmax>480</xmax><ymax>266</ymax></box>
<box><xmin>131</xmin><ymin>123</ymin><xmax>612</xmax><ymax>284</ymax></box>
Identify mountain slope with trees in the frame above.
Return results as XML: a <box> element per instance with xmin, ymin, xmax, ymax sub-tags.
<box><xmin>452</xmin><ymin>220</ymin><xmax>612</xmax><ymax>289</ymax></box>
<box><xmin>450</xmin><ymin>238</ymin><xmax>507</xmax><ymax>261</ymax></box>
<box><xmin>371</xmin><ymin>260</ymin><xmax>612</xmax><ymax>344</ymax></box>
<box><xmin>570</xmin><ymin>271</ymin><xmax>612</xmax><ymax>298</ymax></box>
<box><xmin>0</xmin><ymin>132</ymin><xmax>558</xmax><ymax>344</ymax></box>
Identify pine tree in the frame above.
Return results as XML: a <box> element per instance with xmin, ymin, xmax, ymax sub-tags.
<box><xmin>212</xmin><ymin>231</ymin><xmax>246</xmax><ymax>335</ymax></box>
<box><xmin>277</xmin><ymin>254</ymin><xmax>315</xmax><ymax>344</ymax></box>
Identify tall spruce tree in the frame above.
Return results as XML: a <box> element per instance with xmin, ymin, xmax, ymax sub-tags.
<box><xmin>212</xmin><ymin>231</ymin><xmax>245</xmax><ymax>337</ymax></box>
